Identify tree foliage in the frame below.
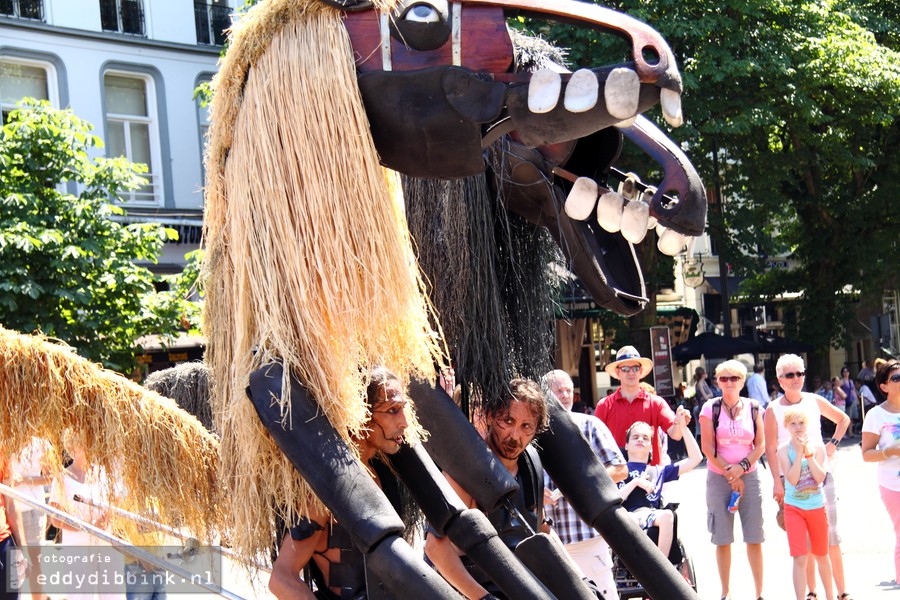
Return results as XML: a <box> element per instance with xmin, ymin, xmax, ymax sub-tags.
<box><xmin>0</xmin><ymin>100</ymin><xmax>198</xmax><ymax>371</ymax></box>
<box><xmin>533</xmin><ymin>0</ymin><xmax>900</xmax><ymax>364</ymax></box>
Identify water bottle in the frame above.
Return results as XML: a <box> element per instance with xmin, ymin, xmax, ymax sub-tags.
<box><xmin>727</xmin><ymin>491</ymin><xmax>741</xmax><ymax>513</ymax></box>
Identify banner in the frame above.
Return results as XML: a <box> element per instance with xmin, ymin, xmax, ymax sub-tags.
<box><xmin>649</xmin><ymin>326</ymin><xmax>675</xmax><ymax>397</ymax></box>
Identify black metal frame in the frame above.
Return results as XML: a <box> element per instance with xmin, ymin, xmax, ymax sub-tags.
<box><xmin>99</xmin><ymin>0</ymin><xmax>145</xmax><ymax>36</ymax></box>
<box><xmin>194</xmin><ymin>2</ymin><xmax>230</xmax><ymax>46</ymax></box>
<box><xmin>0</xmin><ymin>0</ymin><xmax>44</xmax><ymax>21</ymax></box>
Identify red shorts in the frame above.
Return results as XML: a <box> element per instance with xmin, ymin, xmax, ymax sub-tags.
<box><xmin>784</xmin><ymin>504</ymin><xmax>828</xmax><ymax>556</ymax></box>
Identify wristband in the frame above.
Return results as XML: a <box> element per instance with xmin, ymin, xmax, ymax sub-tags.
<box><xmin>739</xmin><ymin>458</ymin><xmax>751</xmax><ymax>471</ymax></box>
<box><xmin>829</xmin><ymin>437</ymin><xmax>840</xmax><ymax>446</ymax></box>
<box><xmin>804</xmin><ymin>452</ymin><xmax>813</xmax><ymax>458</ymax></box>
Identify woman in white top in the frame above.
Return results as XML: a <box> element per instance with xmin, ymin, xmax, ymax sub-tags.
<box><xmin>861</xmin><ymin>360</ymin><xmax>900</xmax><ymax>585</ymax></box>
<box><xmin>764</xmin><ymin>354</ymin><xmax>852</xmax><ymax>600</ymax></box>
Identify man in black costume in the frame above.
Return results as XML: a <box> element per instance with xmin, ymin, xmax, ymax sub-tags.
<box><xmin>425</xmin><ymin>379</ymin><xmax>553</xmax><ymax>600</ymax></box>
<box><xmin>269</xmin><ymin>367</ymin><xmax>412</xmax><ymax>599</ymax></box>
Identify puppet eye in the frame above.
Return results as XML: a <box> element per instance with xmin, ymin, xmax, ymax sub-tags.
<box><xmin>404</xmin><ymin>4</ymin><xmax>441</xmax><ymax>23</ymax></box>
<box><xmin>390</xmin><ymin>1</ymin><xmax>451</xmax><ymax>51</ymax></box>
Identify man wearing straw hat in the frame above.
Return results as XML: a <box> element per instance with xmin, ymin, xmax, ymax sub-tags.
<box><xmin>269</xmin><ymin>367</ymin><xmax>413</xmax><ymax>599</ymax></box>
<box><xmin>594</xmin><ymin>346</ymin><xmax>691</xmax><ymax>466</ymax></box>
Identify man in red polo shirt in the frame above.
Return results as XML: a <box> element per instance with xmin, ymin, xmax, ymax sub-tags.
<box><xmin>594</xmin><ymin>346</ymin><xmax>691</xmax><ymax>466</ymax></box>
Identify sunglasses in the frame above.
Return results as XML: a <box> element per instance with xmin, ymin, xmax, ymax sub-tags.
<box><xmin>718</xmin><ymin>375</ymin><xmax>741</xmax><ymax>383</ymax></box>
<box><xmin>889</xmin><ymin>374</ymin><xmax>900</xmax><ymax>383</ymax></box>
<box><xmin>781</xmin><ymin>371</ymin><xmax>805</xmax><ymax>379</ymax></box>
<box><xmin>617</xmin><ymin>365</ymin><xmax>642</xmax><ymax>373</ymax></box>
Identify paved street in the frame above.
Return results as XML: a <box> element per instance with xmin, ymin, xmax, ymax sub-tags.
<box><xmin>94</xmin><ymin>439</ymin><xmax>900</xmax><ymax>600</ymax></box>
<box><xmin>38</xmin><ymin>438</ymin><xmax>899</xmax><ymax>600</ymax></box>
<box><xmin>671</xmin><ymin>438</ymin><xmax>899</xmax><ymax>600</ymax></box>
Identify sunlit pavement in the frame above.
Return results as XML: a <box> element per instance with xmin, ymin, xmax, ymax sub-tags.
<box><xmin>673</xmin><ymin>438</ymin><xmax>899</xmax><ymax>599</ymax></box>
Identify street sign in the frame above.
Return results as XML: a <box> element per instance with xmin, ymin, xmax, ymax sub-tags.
<box><xmin>650</xmin><ymin>326</ymin><xmax>675</xmax><ymax>397</ymax></box>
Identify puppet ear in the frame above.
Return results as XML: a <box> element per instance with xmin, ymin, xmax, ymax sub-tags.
<box><xmin>319</xmin><ymin>0</ymin><xmax>374</xmax><ymax>11</ymax></box>
<box><xmin>358</xmin><ymin>67</ymin><xmax>505</xmax><ymax>178</ymax></box>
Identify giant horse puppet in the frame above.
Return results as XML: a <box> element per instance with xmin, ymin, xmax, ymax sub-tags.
<box><xmin>207</xmin><ymin>0</ymin><xmax>705</xmax><ymax>598</ymax></box>
<box><xmin>0</xmin><ymin>0</ymin><xmax>705</xmax><ymax>598</ymax></box>
<box><xmin>206</xmin><ymin>0</ymin><xmax>705</xmax><ymax>598</ymax></box>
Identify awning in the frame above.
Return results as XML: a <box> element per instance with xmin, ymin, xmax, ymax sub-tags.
<box><xmin>672</xmin><ymin>332</ymin><xmax>759</xmax><ymax>362</ymax></box>
<box><xmin>657</xmin><ymin>306</ymin><xmax>699</xmax><ymax>345</ymax></box>
<box><xmin>705</xmin><ymin>276</ymin><xmax>744</xmax><ymax>297</ymax></box>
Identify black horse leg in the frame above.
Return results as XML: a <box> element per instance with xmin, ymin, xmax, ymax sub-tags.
<box><xmin>537</xmin><ymin>396</ymin><xmax>699</xmax><ymax>600</ymax></box>
<box><xmin>406</xmin><ymin>380</ymin><xmax>596</xmax><ymax>600</ymax></box>
<box><xmin>247</xmin><ymin>363</ymin><xmax>458</xmax><ymax>599</ymax></box>
<box><xmin>388</xmin><ymin>442</ymin><xmax>557</xmax><ymax>599</ymax></box>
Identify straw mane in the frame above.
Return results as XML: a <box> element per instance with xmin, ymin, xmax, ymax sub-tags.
<box><xmin>0</xmin><ymin>327</ymin><xmax>220</xmax><ymax>540</ymax></box>
<box><xmin>203</xmin><ymin>0</ymin><xmax>447</xmax><ymax>557</ymax></box>
<box><xmin>144</xmin><ymin>362</ymin><xmax>213</xmax><ymax>431</ymax></box>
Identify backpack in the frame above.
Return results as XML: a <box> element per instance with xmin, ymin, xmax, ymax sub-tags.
<box><xmin>711</xmin><ymin>398</ymin><xmax>764</xmax><ymax>467</ymax></box>
<box><xmin>518</xmin><ymin>445</ymin><xmax>544</xmax><ymax>528</ymax></box>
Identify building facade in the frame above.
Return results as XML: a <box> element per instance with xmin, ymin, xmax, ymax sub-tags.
<box><xmin>1</xmin><ymin>0</ymin><xmax>234</xmax><ymax>272</ymax></box>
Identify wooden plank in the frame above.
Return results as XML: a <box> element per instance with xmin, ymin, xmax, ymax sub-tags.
<box><xmin>343</xmin><ymin>6</ymin><xmax>512</xmax><ymax>73</ymax></box>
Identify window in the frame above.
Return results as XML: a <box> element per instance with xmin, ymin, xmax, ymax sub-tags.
<box><xmin>195</xmin><ymin>76</ymin><xmax>213</xmax><ymax>188</ymax></box>
<box><xmin>0</xmin><ymin>0</ymin><xmax>44</xmax><ymax>21</ymax></box>
<box><xmin>0</xmin><ymin>58</ymin><xmax>56</xmax><ymax>122</ymax></box>
<box><xmin>104</xmin><ymin>72</ymin><xmax>160</xmax><ymax>204</ymax></box>
<box><xmin>99</xmin><ymin>0</ymin><xmax>145</xmax><ymax>36</ymax></box>
<box><xmin>194</xmin><ymin>1</ymin><xmax>230</xmax><ymax>46</ymax></box>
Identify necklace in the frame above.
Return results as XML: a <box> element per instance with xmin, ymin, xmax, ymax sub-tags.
<box><xmin>723</xmin><ymin>398</ymin><xmax>742</xmax><ymax>420</ymax></box>
<box><xmin>784</xmin><ymin>393</ymin><xmax>802</xmax><ymax>405</ymax></box>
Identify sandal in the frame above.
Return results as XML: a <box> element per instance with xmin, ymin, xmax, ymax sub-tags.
<box><xmin>838</xmin><ymin>594</ymin><xmax>853</xmax><ymax>600</ymax></box>
<box><xmin>806</xmin><ymin>594</ymin><xmax>817</xmax><ymax>600</ymax></box>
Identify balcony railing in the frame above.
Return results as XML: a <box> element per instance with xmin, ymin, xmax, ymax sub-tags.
<box><xmin>0</xmin><ymin>0</ymin><xmax>44</xmax><ymax>21</ymax></box>
<box><xmin>100</xmin><ymin>0</ymin><xmax>145</xmax><ymax>36</ymax></box>
<box><xmin>194</xmin><ymin>2</ymin><xmax>230</xmax><ymax>46</ymax></box>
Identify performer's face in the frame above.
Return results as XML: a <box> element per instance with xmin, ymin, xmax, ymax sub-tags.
<box><xmin>487</xmin><ymin>400</ymin><xmax>538</xmax><ymax>462</ymax></box>
<box><xmin>368</xmin><ymin>380</ymin><xmax>410</xmax><ymax>455</ymax></box>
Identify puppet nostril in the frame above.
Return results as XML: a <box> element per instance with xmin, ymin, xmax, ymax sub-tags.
<box><xmin>641</xmin><ymin>45</ymin><xmax>661</xmax><ymax>66</ymax></box>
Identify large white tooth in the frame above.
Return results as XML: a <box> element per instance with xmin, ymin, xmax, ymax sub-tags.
<box><xmin>658</xmin><ymin>228</ymin><xmax>689</xmax><ymax>256</ymax></box>
<box><xmin>660</xmin><ymin>88</ymin><xmax>683</xmax><ymax>127</ymax></box>
<box><xmin>618</xmin><ymin>174</ymin><xmax>640</xmax><ymax>201</ymax></box>
<box><xmin>621</xmin><ymin>199</ymin><xmax>650</xmax><ymax>244</ymax></box>
<box><xmin>564</xmin><ymin>69</ymin><xmax>599</xmax><ymax>113</ymax></box>
<box><xmin>604</xmin><ymin>67</ymin><xmax>640</xmax><ymax>121</ymax></box>
<box><xmin>597</xmin><ymin>191</ymin><xmax>624</xmax><ymax>232</ymax></box>
<box><xmin>528</xmin><ymin>69</ymin><xmax>561</xmax><ymax>114</ymax></box>
<box><xmin>641</xmin><ymin>188</ymin><xmax>657</xmax><ymax>229</ymax></box>
<box><xmin>564</xmin><ymin>177</ymin><xmax>599</xmax><ymax>221</ymax></box>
